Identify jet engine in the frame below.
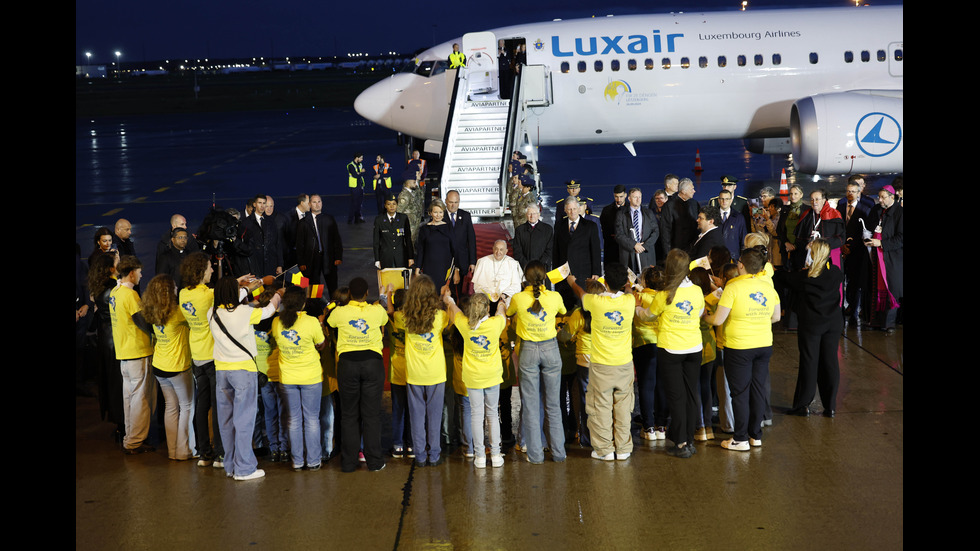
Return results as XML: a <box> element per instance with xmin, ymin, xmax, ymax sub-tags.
<box><xmin>790</xmin><ymin>91</ymin><xmax>903</xmax><ymax>175</ymax></box>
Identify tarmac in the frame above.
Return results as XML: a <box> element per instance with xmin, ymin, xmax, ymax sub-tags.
<box><xmin>75</xmin><ymin>222</ymin><xmax>903</xmax><ymax>549</ymax></box>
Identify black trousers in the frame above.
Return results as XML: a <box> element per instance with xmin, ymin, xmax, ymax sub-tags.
<box><xmin>725</xmin><ymin>347</ymin><xmax>773</xmax><ymax>442</ymax></box>
<box><xmin>792</xmin><ymin>317</ymin><xmax>842</xmax><ymax>412</ymax></box>
<box><xmin>337</xmin><ymin>352</ymin><xmax>385</xmax><ymax>471</ymax></box>
<box><xmin>657</xmin><ymin>348</ymin><xmax>701</xmax><ymax>447</ymax></box>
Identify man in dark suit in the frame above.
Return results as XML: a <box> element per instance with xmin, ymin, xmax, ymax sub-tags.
<box><xmin>599</xmin><ymin>185</ymin><xmax>628</xmax><ymax>270</ymax></box>
<box><xmin>689</xmin><ymin>205</ymin><xmax>726</xmax><ymax>261</ymax></box>
<box><xmin>373</xmin><ymin>194</ymin><xmax>414</xmax><ymax>269</ymax></box>
<box><xmin>513</xmin><ymin>204</ymin><xmax>553</xmax><ymax>271</ymax></box>
<box><xmin>717</xmin><ymin>189</ymin><xmax>748</xmax><ymax>260</ymax></box>
<box><xmin>281</xmin><ymin>194</ymin><xmax>310</xmax><ymax>269</ymax></box>
<box><xmin>444</xmin><ymin>190</ymin><xmax>477</xmax><ymax>297</ymax></box>
<box><xmin>242</xmin><ymin>194</ymin><xmax>283</xmax><ymax>278</ymax></box>
<box><xmin>838</xmin><ymin>178</ymin><xmax>872</xmax><ymax>320</ymax></box>
<box><xmin>709</xmin><ymin>175</ymin><xmax>752</xmax><ymax>223</ymax></box>
<box><xmin>296</xmin><ymin>194</ymin><xmax>344</xmax><ymax>297</ymax></box>
<box><xmin>615</xmin><ymin>187</ymin><xmax>659</xmax><ymax>274</ymax></box>
<box><xmin>553</xmin><ymin>197</ymin><xmax>601</xmax><ymax>308</ymax></box>
<box><xmin>659</xmin><ymin>178</ymin><xmax>700</xmax><ymax>254</ymax></box>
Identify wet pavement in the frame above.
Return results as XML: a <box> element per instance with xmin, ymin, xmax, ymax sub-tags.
<box><xmin>75</xmin><ymin>108</ymin><xmax>903</xmax><ymax>549</ymax></box>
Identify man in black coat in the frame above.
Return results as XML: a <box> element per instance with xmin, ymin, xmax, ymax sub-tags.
<box><xmin>513</xmin><ymin>204</ymin><xmax>552</xmax><ymax>271</ymax></box>
<box><xmin>599</xmin><ymin>185</ymin><xmax>628</xmax><ymax>270</ymax></box>
<box><xmin>281</xmin><ymin>194</ymin><xmax>311</xmax><ymax>269</ymax></box>
<box><xmin>554</xmin><ymin>197</ymin><xmax>601</xmax><ymax>308</ymax></box>
<box><xmin>373</xmin><ymin>194</ymin><xmax>414</xmax><ymax>269</ymax></box>
<box><xmin>659</xmin><ymin>178</ymin><xmax>700</xmax><ymax>254</ymax></box>
<box><xmin>838</xmin><ymin>178</ymin><xmax>872</xmax><ymax>320</ymax></box>
<box><xmin>296</xmin><ymin>194</ymin><xmax>344</xmax><ymax>296</ymax></box>
<box><xmin>444</xmin><ymin>190</ymin><xmax>477</xmax><ymax>297</ymax></box>
<box><xmin>689</xmin><ymin>205</ymin><xmax>727</xmax><ymax>261</ymax></box>
<box><xmin>242</xmin><ymin>194</ymin><xmax>283</xmax><ymax>278</ymax></box>
<box><xmin>615</xmin><ymin>187</ymin><xmax>659</xmax><ymax>274</ymax></box>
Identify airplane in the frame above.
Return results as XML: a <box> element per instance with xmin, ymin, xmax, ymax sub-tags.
<box><xmin>354</xmin><ymin>5</ymin><xmax>903</xmax><ymax>177</ymax></box>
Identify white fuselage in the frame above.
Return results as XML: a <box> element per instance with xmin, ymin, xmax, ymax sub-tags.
<box><xmin>354</xmin><ymin>6</ymin><xmax>903</xmax><ymax>147</ymax></box>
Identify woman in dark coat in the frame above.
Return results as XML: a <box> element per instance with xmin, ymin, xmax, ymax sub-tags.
<box><xmin>866</xmin><ymin>185</ymin><xmax>903</xmax><ymax>333</ymax></box>
<box><xmin>88</xmin><ymin>252</ymin><xmax>126</xmax><ymax>441</ymax></box>
<box><xmin>414</xmin><ymin>199</ymin><xmax>460</xmax><ymax>288</ymax></box>
<box><xmin>786</xmin><ymin>239</ymin><xmax>843</xmax><ymax>417</ymax></box>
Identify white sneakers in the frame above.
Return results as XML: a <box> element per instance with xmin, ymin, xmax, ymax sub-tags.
<box><xmin>721</xmin><ymin>439</ymin><xmax>750</xmax><ymax>451</ymax></box>
<box><xmin>474</xmin><ymin>457</ymin><xmax>487</xmax><ymax>469</ymax></box>
<box><xmin>591</xmin><ymin>451</ymin><xmax>616</xmax><ymax>461</ymax></box>
<box><xmin>233</xmin><ymin>468</ymin><xmax>266</xmax><ymax>481</ymax></box>
<box><xmin>490</xmin><ymin>454</ymin><xmax>504</xmax><ymax>468</ymax></box>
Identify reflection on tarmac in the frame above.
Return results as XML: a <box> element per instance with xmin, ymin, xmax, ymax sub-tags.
<box><xmin>75</xmin><ymin>109</ymin><xmax>902</xmax><ymax>549</ymax></box>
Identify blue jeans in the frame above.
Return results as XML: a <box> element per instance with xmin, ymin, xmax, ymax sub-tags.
<box><xmin>468</xmin><ymin>385</ymin><xmax>501</xmax><ymax>458</ymax></box>
<box><xmin>260</xmin><ymin>381</ymin><xmax>287</xmax><ymax>453</ymax></box>
<box><xmin>215</xmin><ymin>370</ymin><xmax>259</xmax><ymax>477</ymax></box>
<box><xmin>319</xmin><ymin>391</ymin><xmax>335</xmax><ymax>459</ymax></box>
<box><xmin>408</xmin><ymin>382</ymin><xmax>445</xmax><ymax>464</ymax></box>
<box><xmin>518</xmin><ymin>339</ymin><xmax>565</xmax><ymax>463</ymax></box>
<box><xmin>390</xmin><ymin>384</ymin><xmax>411</xmax><ymax>449</ymax></box>
<box><xmin>156</xmin><ymin>369</ymin><xmax>194</xmax><ymax>460</ymax></box>
<box><xmin>458</xmin><ymin>394</ymin><xmax>473</xmax><ymax>455</ymax></box>
<box><xmin>282</xmin><ymin>383</ymin><xmax>323</xmax><ymax>468</ymax></box>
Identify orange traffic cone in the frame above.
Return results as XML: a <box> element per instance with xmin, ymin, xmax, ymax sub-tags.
<box><xmin>693</xmin><ymin>149</ymin><xmax>704</xmax><ymax>174</ymax></box>
<box><xmin>778</xmin><ymin>168</ymin><xmax>789</xmax><ymax>204</ymax></box>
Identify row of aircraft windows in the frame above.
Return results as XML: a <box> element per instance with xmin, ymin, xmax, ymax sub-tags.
<box><xmin>559</xmin><ymin>48</ymin><xmax>904</xmax><ymax>73</ymax></box>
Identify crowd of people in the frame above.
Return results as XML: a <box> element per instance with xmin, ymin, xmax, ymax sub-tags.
<box><xmin>75</xmin><ymin>159</ymin><xmax>903</xmax><ymax>478</ymax></box>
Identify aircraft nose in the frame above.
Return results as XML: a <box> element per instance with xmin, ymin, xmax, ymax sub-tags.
<box><xmin>354</xmin><ymin>79</ymin><xmax>393</xmax><ymax>128</ymax></box>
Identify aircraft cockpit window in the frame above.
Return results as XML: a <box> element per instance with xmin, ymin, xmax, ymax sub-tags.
<box><xmin>717</xmin><ymin>56</ymin><xmax>727</xmax><ymax>68</ymax></box>
<box><xmin>681</xmin><ymin>57</ymin><xmax>690</xmax><ymax>69</ymax></box>
<box><xmin>809</xmin><ymin>52</ymin><xmax>819</xmax><ymax>64</ymax></box>
<box><xmin>431</xmin><ymin>61</ymin><xmax>447</xmax><ymax>76</ymax></box>
<box><xmin>645</xmin><ymin>58</ymin><xmax>654</xmax><ymax>70</ymax></box>
<box><xmin>561</xmin><ymin>61</ymin><xmax>570</xmax><ymax>73</ymax></box>
<box><xmin>628</xmin><ymin>59</ymin><xmax>637</xmax><ymax>71</ymax></box>
<box><xmin>415</xmin><ymin>60</ymin><xmax>435</xmax><ymax>77</ymax></box>
<box><xmin>844</xmin><ymin>51</ymin><xmax>854</xmax><ymax>63</ymax></box>
<box><xmin>611</xmin><ymin>60</ymin><xmax>620</xmax><ymax>71</ymax></box>
<box><xmin>661</xmin><ymin>58</ymin><xmax>671</xmax><ymax>69</ymax></box>
<box><xmin>893</xmin><ymin>49</ymin><xmax>903</xmax><ymax>61</ymax></box>
<box><xmin>877</xmin><ymin>50</ymin><xmax>886</xmax><ymax>62</ymax></box>
<box><xmin>577</xmin><ymin>61</ymin><xmax>587</xmax><ymax>73</ymax></box>
<box><xmin>737</xmin><ymin>55</ymin><xmax>746</xmax><ymax>67</ymax></box>
<box><xmin>699</xmin><ymin>56</ymin><xmax>708</xmax><ymax>68</ymax></box>
<box><xmin>772</xmin><ymin>54</ymin><xmax>782</xmax><ymax>65</ymax></box>
<box><xmin>861</xmin><ymin>51</ymin><xmax>870</xmax><ymax>62</ymax></box>
<box><xmin>595</xmin><ymin>60</ymin><xmax>603</xmax><ymax>72</ymax></box>
<box><xmin>754</xmin><ymin>55</ymin><xmax>763</xmax><ymax>66</ymax></box>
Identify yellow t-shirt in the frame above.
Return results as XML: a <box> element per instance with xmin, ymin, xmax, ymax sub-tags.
<box><xmin>405</xmin><ymin>309</ymin><xmax>450</xmax><ymax>386</ymax></box>
<box><xmin>326</xmin><ymin>300</ymin><xmax>389</xmax><ymax>356</ymax></box>
<box><xmin>582</xmin><ymin>293</ymin><xmax>635</xmax><ymax>366</ymax></box>
<box><xmin>718</xmin><ymin>273</ymin><xmax>779</xmax><ymax>350</ymax></box>
<box><xmin>563</xmin><ymin>308</ymin><xmax>593</xmax><ymax>359</ymax></box>
<box><xmin>632</xmin><ymin>289</ymin><xmax>660</xmax><ymax>347</ymax></box>
<box><xmin>389</xmin><ymin>313</ymin><xmax>408</xmax><ymax>386</ymax></box>
<box><xmin>151</xmin><ymin>310</ymin><xmax>192</xmax><ymax>373</ymax></box>
<box><xmin>109</xmin><ymin>284</ymin><xmax>153</xmax><ymax>360</ymax></box>
<box><xmin>254</xmin><ymin>330</ymin><xmax>280</xmax><ymax>381</ymax></box>
<box><xmin>454</xmin><ymin>315</ymin><xmax>506</xmax><ymax>390</ymax></box>
<box><xmin>273</xmin><ymin>313</ymin><xmax>326</xmax><ymax>385</ymax></box>
<box><xmin>649</xmin><ymin>284</ymin><xmax>705</xmax><ymax>351</ymax></box>
<box><xmin>506</xmin><ymin>286</ymin><xmax>567</xmax><ymax>342</ymax></box>
<box><xmin>179</xmin><ymin>285</ymin><xmax>215</xmax><ymax>362</ymax></box>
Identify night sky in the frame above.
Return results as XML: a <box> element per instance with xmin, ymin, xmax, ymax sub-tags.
<box><xmin>75</xmin><ymin>0</ymin><xmax>901</xmax><ymax>65</ymax></box>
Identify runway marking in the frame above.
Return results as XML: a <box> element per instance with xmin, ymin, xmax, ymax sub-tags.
<box><xmin>102</xmin><ymin>208</ymin><xmax>123</xmax><ymax>216</ymax></box>
<box><xmin>155</xmin><ymin>187</ymin><xmax>170</xmax><ymax>193</ymax></box>
<box><xmin>392</xmin><ymin>462</ymin><xmax>417</xmax><ymax>551</ymax></box>
<box><xmin>174</xmin><ymin>178</ymin><xmax>189</xmax><ymax>184</ymax></box>
<box><xmin>133</xmin><ymin>197</ymin><xmax>148</xmax><ymax>203</ymax></box>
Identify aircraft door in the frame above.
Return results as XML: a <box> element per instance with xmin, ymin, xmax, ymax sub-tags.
<box><xmin>462</xmin><ymin>32</ymin><xmax>498</xmax><ymax>97</ymax></box>
<box><xmin>888</xmin><ymin>42</ymin><xmax>903</xmax><ymax>77</ymax></box>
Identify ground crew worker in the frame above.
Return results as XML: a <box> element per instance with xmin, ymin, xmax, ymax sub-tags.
<box><xmin>449</xmin><ymin>43</ymin><xmax>466</xmax><ymax>68</ymax></box>
<box><xmin>373</xmin><ymin>155</ymin><xmax>393</xmax><ymax>215</ymax></box>
<box><xmin>348</xmin><ymin>153</ymin><xmax>366</xmax><ymax>224</ymax></box>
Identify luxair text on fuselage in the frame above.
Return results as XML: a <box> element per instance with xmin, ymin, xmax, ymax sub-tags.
<box><xmin>551</xmin><ymin>31</ymin><xmax>684</xmax><ymax>57</ymax></box>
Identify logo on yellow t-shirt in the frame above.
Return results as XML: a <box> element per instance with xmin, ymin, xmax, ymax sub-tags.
<box><xmin>349</xmin><ymin>319</ymin><xmax>369</xmax><ymax>334</ymax></box>
<box><xmin>604</xmin><ymin>311</ymin><xmax>625</xmax><ymax>326</ymax></box>
<box><xmin>675</xmin><ymin>300</ymin><xmax>694</xmax><ymax>315</ymax></box>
